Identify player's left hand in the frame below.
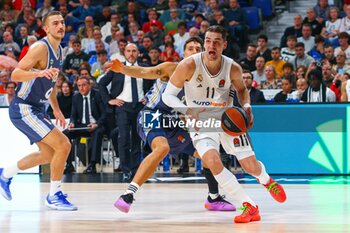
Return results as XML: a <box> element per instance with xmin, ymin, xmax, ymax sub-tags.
<box><xmin>87</xmin><ymin>123</ymin><xmax>98</xmax><ymax>132</ymax></box>
<box><xmin>243</xmin><ymin>104</ymin><xmax>254</xmax><ymax>129</ymax></box>
<box><xmin>105</xmin><ymin>59</ymin><xmax>124</xmax><ymax>73</ymax></box>
<box><xmin>54</xmin><ymin>110</ymin><xmax>66</xmax><ymax>128</ymax></box>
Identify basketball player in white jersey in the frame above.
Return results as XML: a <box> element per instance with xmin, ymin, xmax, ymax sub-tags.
<box><xmin>0</xmin><ymin>11</ymin><xmax>77</xmax><ymax>210</ymax></box>
<box><xmin>163</xmin><ymin>25</ymin><xmax>286</xmax><ymax>223</ymax></box>
<box><xmin>341</xmin><ymin>79</ymin><xmax>350</xmax><ymax>101</ymax></box>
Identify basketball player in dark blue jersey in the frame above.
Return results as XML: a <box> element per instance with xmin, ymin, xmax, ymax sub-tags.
<box><xmin>0</xmin><ymin>11</ymin><xmax>77</xmax><ymax>211</ymax></box>
<box><xmin>107</xmin><ymin>37</ymin><xmax>236</xmax><ymax>213</ymax></box>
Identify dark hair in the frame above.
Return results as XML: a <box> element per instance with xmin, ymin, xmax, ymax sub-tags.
<box><xmin>72</xmin><ymin>39</ymin><xmax>81</xmax><ymax>45</ymax></box>
<box><xmin>314</xmin><ymin>35</ymin><xmax>325</xmax><ymax>44</ymax></box>
<box><xmin>165</xmin><ymin>41</ymin><xmax>174</xmax><ymax>48</ymax></box>
<box><xmin>60</xmin><ymin>80</ymin><xmax>73</xmax><ymax>94</ymax></box>
<box><xmin>78</xmin><ymin>76</ymin><xmax>91</xmax><ymax>83</ymax></box>
<box><xmin>177</xmin><ymin>21</ymin><xmax>186</xmax><ymax>29</ymax></box>
<box><xmin>148</xmin><ymin>46</ymin><xmax>161</xmax><ymax>52</ymax></box>
<box><xmin>282</xmin><ymin>62</ymin><xmax>294</xmax><ymax>70</ymax></box>
<box><xmin>143</xmin><ymin>35</ymin><xmax>153</xmax><ymax>41</ymax></box>
<box><xmin>295</xmin><ymin>42</ymin><xmax>305</xmax><ymax>48</ymax></box>
<box><xmin>118</xmin><ymin>38</ymin><xmax>128</xmax><ymax>44</ymax></box>
<box><xmin>97</xmin><ymin>49</ymin><xmax>107</xmax><ymax>55</ymax></box>
<box><xmin>248</xmin><ymin>43</ymin><xmax>257</xmax><ymax>48</ymax></box>
<box><xmin>163</xmin><ymin>33</ymin><xmax>175</xmax><ymax>43</ymax></box>
<box><xmin>308</xmin><ymin>69</ymin><xmax>323</xmax><ymax>81</ymax></box>
<box><xmin>79</xmin><ymin>67</ymin><xmax>92</xmax><ymax>76</ymax></box>
<box><xmin>271</xmin><ymin>47</ymin><xmax>280</xmax><ymax>52</ymax></box>
<box><xmin>339</xmin><ymin>32</ymin><xmax>349</xmax><ymax>39</ymax></box>
<box><xmin>302</xmin><ymin>23</ymin><xmax>312</xmax><ymax>30</ymax></box>
<box><xmin>287</xmin><ymin>35</ymin><xmax>297</xmax><ymax>41</ymax></box>
<box><xmin>282</xmin><ymin>76</ymin><xmax>293</xmax><ymax>83</ymax></box>
<box><xmin>184</xmin><ymin>36</ymin><xmax>204</xmax><ymax>50</ymax></box>
<box><xmin>5</xmin><ymin>81</ymin><xmax>17</xmax><ymax>89</ymax></box>
<box><xmin>242</xmin><ymin>69</ymin><xmax>254</xmax><ymax>80</ymax></box>
<box><xmin>42</xmin><ymin>11</ymin><xmax>63</xmax><ymax>25</ymax></box>
<box><xmin>257</xmin><ymin>34</ymin><xmax>268</xmax><ymax>42</ymax></box>
<box><xmin>206</xmin><ymin>25</ymin><xmax>227</xmax><ymax>41</ymax></box>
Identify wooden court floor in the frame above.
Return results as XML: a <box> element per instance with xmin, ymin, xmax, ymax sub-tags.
<box><xmin>0</xmin><ymin>176</ymin><xmax>349</xmax><ymax>233</ymax></box>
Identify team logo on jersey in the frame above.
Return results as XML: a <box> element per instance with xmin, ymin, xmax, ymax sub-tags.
<box><xmin>177</xmin><ymin>135</ymin><xmax>186</xmax><ymax>143</ymax></box>
<box><xmin>143</xmin><ymin>110</ymin><xmax>161</xmax><ymax>129</ymax></box>
<box><xmin>45</xmin><ymin>87</ymin><xmax>53</xmax><ymax>99</ymax></box>
<box><xmin>219</xmin><ymin>79</ymin><xmax>225</xmax><ymax>88</ymax></box>
<box><xmin>233</xmin><ymin>138</ymin><xmax>240</xmax><ymax>147</ymax></box>
<box><xmin>50</xmin><ymin>59</ymin><xmax>54</xmax><ymax>66</ymax></box>
<box><xmin>196</xmin><ymin>74</ymin><xmax>203</xmax><ymax>83</ymax></box>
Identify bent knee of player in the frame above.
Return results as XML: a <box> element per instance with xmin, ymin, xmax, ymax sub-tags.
<box><xmin>202</xmin><ymin>150</ymin><xmax>223</xmax><ymax>173</ymax></box>
<box><xmin>240</xmin><ymin>157</ymin><xmax>260</xmax><ymax>175</ymax></box>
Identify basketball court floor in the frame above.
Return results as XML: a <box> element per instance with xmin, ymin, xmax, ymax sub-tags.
<box><xmin>0</xmin><ymin>174</ymin><xmax>349</xmax><ymax>233</ymax></box>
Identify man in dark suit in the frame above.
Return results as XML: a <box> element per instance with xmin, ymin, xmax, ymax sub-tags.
<box><xmin>99</xmin><ymin>43</ymin><xmax>153</xmax><ymax>181</ymax></box>
<box><xmin>64</xmin><ymin>77</ymin><xmax>107</xmax><ymax>174</ymax></box>
<box><xmin>233</xmin><ymin>70</ymin><xmax>266</xmax><ymax>106</ymax></box>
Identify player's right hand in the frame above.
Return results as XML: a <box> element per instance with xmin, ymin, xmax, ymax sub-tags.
<box><xmin>38</xmin><ymin>68</ymin><xmax>60</xmax><ymax>80</ymax></box>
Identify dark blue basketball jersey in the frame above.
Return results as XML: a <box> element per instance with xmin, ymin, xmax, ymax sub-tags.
<box><xmin>15</xmin><ymin>37</ymin><xmax>63</xmax><ymax>108</ymax></box>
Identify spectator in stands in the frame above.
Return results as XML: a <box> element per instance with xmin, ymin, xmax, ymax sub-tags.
<box><xmin>173</xmin><ymin>22</ymin><xmax>189</xmax><ymax>53</ymax></box>
<box><xmin>159</xmin><ymin>34</ymin><xmax>177</xmax><ymax>52</ymax></box>
<box><xmin>64</xmin><ymin>77</ymin><xmax>107</xmax><ymax>174</ymax></box>
<box><xmin>322</xmin><ymin>62</ymin><xmax>334</xmax><ymax>84</ymax></box>
<box><xmin>313</xmin><ymin>0</ymin><xmax>331</xmax><ymax>23</ymax></box>
<box><xmin>324</xmin><ymin>44</ymin><xmax>337</xmax><ymax>65</ymax></box>
<box><xmin>274</xmin><ymin>76</ymin><xmax>294</xmax><ymax>103</ymax></box>
<box><xmin>242</xmin><ymin>70</ymin><xmax>265</xmax><ymax>103</ymax></box>
<box><xmin>93</xmin><ymin>29</ymin><xmax>110</xmax><ymax>54</ymax></box>
<box><xmin>280</xmin><ymin>15</ymin><xmax>303</xmax><ymax>48</ymax></box>
<box><xmin>147</xmin><ymin>46</ymin><xmax>162</xmax><ymax>66</ymax></box>
<box><xmin>110</xmin><ymin>39</ymin><xmax>127</xmax><ymax>62</ymax></box>
<box><xmin>339</xmin><ymin>5</ymin><xmax>350</xmax><ymax>34</ymax></box>
<box><xmin>281</xmin><ymin>62</ymin><xmax>296</xmax><ymax>88</ymax></box>
<box><xmin>205</xmin><ymin>0</ymin><xmax>220</xmax><ymax>22</ymax></box>
<box><xmin>291</xmin><ymin>78</ymin><xmax>308</xmax><ymax>100</ymax></box>
<box><xmin>297</xmin><ymin>24</ymin><xmax>315</xmax><ymax>52</ymax></box>
<box><xmin>301</xmin><ymin>69</ymin><xmax>336</xmax><ymax>102</ymax></box>
<box><xmin>126</xmin><ymin>22</ymin><xmax>139</xmax><ymax>43</ymax></box>
<box><xmin>16</xmin><ymin>5</ymin><xmax>34</xmax><ymax>25</ymax></box>
<box><xmin>59</xmin><ymin>4</ymin><xmax>80</xmax><ymax>33</ymax></box>
<box><xmin>180</xmin><ymin>0</ymin><xmax>199</xmax><ymax>22</ymax></box>
<box><xmin>109</xmin><ymin>31</ymin><xmax>125</xmax><ymax>56</ymax></box>
<box><xmin>308</xmin><ymin>35</ymin><xmax>326</xmax><ymax>62</ymax></box>
<box><xmin>101</xmin><ymin>12</ymin><xmax>124</xmax><ymax>41</ymax></box>
<box><xmin>281</xmin><ymin>35</ymin><xmax>297</xmax><ymax>63</ymax></box>
<box><xmin>265</xmin><ymin>47</ymin><xmax>286</xmax><ymax>78</ymax></box>
<box><xmin>135</xmin><ymin>30</ymin><xmax>145</xmax><ymax>48</ymax></box>
<box><xmin>105</xmin><ymin>25</ymin><xmax>119</xmax><ymax>44</ymax></box>
<box><xmin>81</xmin><ymin>26</ymin><xmax>95</xmax><ymax>55</ymax></box>
<box><xmin>199</xmin><ymin>20</ymin><xmax>210</xmax><ymax>40</ymax></box>
<box><xmin>296</xmin><ymin>65</ymin><xmax>307</xmax><ymax>80</ymax></box>
<box><xmin>79</xmin><ymin>67</ymin><xmax>93</xmax><ymax>79</ymax></box>
<box><xmin>257</xmin><ymin>34</ymin><xmax>272</xmax><ymax>62</ymax></box>
<box><xmin>95</xmin><ymin>6</ymin><xmax>112</xmax><ymax>27</ymax></box>
<box><xmin>16</xmin><ymin>25</ymin><xmax>29</xmax><ymax>50</ymax></box>
<box><xmin>145</xmin><ymin>20</ymin><xmax>165</xmax><ymax>47</ymax></box>
<box><xmin>152</xmin><ymin>0</ymin><xmax>169</xmax><ymax>12</ymax></box>
<box><xmin>62</xmin><ymin>35</ymin><xmax>77</xmax><ymax>59</ymax></box>
<box><xmin>252</xmin><ymin>56</ymin><xmax>266</xmax><ymax>86</ymax></box>
<box><xmin>0</xmin><ymin>32</ymin><xmax>20</xmax><ymax>55</ymax></box>
<box><xmin>334</xmin><ymin>32</ymin><xmax>350</xmax><ymax>64</ymax></box>
<box><xmin>224</xmin><ymin>0</ymin><xmax>247</xmax><ymax>48</ymax></box>
<box><xmin>68</xmin><ymin>0</ymin><xmax>98</xmax><ymax>21</ymax></box>
<box><xmin>139</xmin><ymin>36</ymin><xmax>153</xmax><ymax>63</ymax></box>
<box><xmin>18</xmin><ymin>35</ymin><xmax>37</xmax><ymax>61</ymax></box>
<box><xmin>164</xmin><ymin>8</ymin><xmax>182</xmax><ymax>35</ymax></box>
<box><xmin>98</xmin><ymin>43</ymin><xmax>154</xmax><ymax>181</ymax></box>
<box><xmin>303</xmin><ymin>8</ymin><xmax>324</xmax><ymax>36</ymax></box>
<box><xmin>260</xmin><ymin>65</ymin><xmax>282</xmax><ymax>89</ymax></box>
<box><xmin>35</xmin><ymin>0</ymin><xmax>55</xmax><ymax>18</ymax></box>
<box><xmin>159</xmin><ymin>0</ymin><xmax>186</xmax><ymax>24</ymax></box>
<box><xmin>210</xmin><ymin>10</ymin><xmax>227</xmax><ymax>28</ymax></box>
<box><xmin>78</xmin><ymin>16</ymin><xmax>95</xmax><ymax>39</ymax></box>
<box><xmin>189</xmin><ymin>27</ymin><xmax>199</xmax><ymax>37</ymax></box>
<box><xmin>0</xmin><ymin>3</ymin><xmax>18</xmax><ymax>22</ymax></box>
<box><xmin>63</xmin><ymin>39</ymin><xmax>90</xmax><ymax>77</ymax></box>
<box><xmin>160</xmin><ymin>41</ymin><xmax>181</xmax><ymax>62</ymax></box>
<box><xmin>48</xmin><ymin>80</ymin><xmax>74</xmax><ymax>120</ymax></box>
<box><xmin>0</xmin><ymin>81</ymin><xmax>16</xmax><ymax>106</ymax></box>
<box><xmin>333</xmin><ymin>50</ymin><xmax>350</xmax><ymax>74</ymax></box>
<box><xmin>142</xmin><ymin>8</ymin><xmax>164</xmax><ymax>33</ymax></box>
<box><xmin>91</xmin><ymin>50</ymin><xmax>109</xmax><ymax>78</ymax></box>
<box><xmin>290</xmin><ymin>42</ymin><xmax>315</xmax><ymax>69</ymax></box>
<box><xmin>320</xmin><ymin>6</ymin><xmax>341</xmax><ymax>47</ymax></box>
<box><xmin>89</xmin><ymin>40</ymin><xmax>108</xmax><ymax>65</ymax></box>
<box><xmin>240</xmin><ymin>44</ymin><xmax>257</xmax><ymax>71</ymax></box>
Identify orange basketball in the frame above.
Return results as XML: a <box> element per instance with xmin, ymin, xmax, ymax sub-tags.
<box><xmin>221</xmin><ymin>107</ymin><xmax>249</xmax><ymax>136</ymax></box>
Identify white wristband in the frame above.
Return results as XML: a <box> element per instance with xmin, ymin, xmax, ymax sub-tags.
<box><xmin>243</xmin><ymin>103</ymin><xmax>251</xmax><ymax>109</ymax></box>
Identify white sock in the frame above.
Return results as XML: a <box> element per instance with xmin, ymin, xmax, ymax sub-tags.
<box><xmin>255</xmin><ymin>161</ymin><xmax>270</xmax><ymax>185</ymax></box>
<box><xmin>124</xmin><ymin>182</ymin><xmax>139</xmax><ymax>195</ymax></box>
<box><xmin>50</xmin><ymin>180</ymin><xmax>62</xmax><ymax>196</ymax></box>
<box><xmin>208</xmin><ymin>193</ymin><xmax>219</xmax><ymax>200</ymax></box>
<box><xmin>214</xmin><ymin>167</ymin><xmax>256</xmax><ymax>206</ymax></box>
<box><xmin>2</xmin><ymin>164</ymin><xmax>21</xmax><ymax>179</ymax></box>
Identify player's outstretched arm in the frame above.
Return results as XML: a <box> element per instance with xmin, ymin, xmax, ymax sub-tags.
<box><xmin>107</xmin><ymin>59</ymin><xmax>177</xmax><ymax>81</ymax></box>
<box><xmin>11</xmin><ymin>43</ymin><xmax>59</xmax><ymax>82</ymax></box>
<box><xmin>162</xmin><ymin>57</ymin><xmax>196</xmax><ymax>114</ymax></box>
<box><xmin>341</xmin><ymin>81</ymin><xmax>348</xmax><ymax>102</ymax></box>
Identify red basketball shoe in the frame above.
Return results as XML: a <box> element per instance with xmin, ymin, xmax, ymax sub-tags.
<box><xmin>262</xmin><ymin>178</ymin><xmax>286</xmax><ymax>203</ymax></box>
<box><xmin>234</xmin><ymin>202</ymin><xmax>261</xmax><ymax>223</ymax></box>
